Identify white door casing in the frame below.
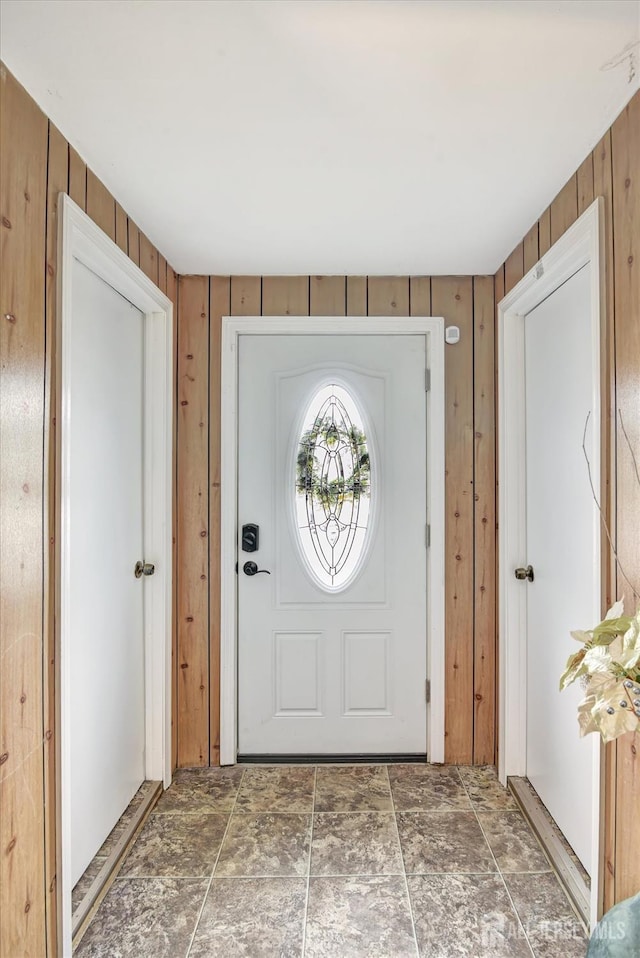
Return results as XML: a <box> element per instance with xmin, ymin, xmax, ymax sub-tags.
<box><xmin>498</xmin><ymin>198</ymin><xmax>604</xmax><ymax>926</ymax></box>
<box><xmin>57</xmin><ymin>195</ymin><xmax>173</xmax><ymax>955</ymax></box>
<box><xmin>238</xmin><ymin>334</ymin><xmax>429</xmax><ymax>755</ymax></box>
<box><xmin>221</xmin><ymin>317</ymin><xmax>445</xmax><ymax>765</ymax></box>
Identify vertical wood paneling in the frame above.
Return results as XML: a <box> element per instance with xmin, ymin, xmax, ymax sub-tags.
<box><xmin>114</xmin><ymin>203</ymin><xmax>128</xmax><ymax>254</ymax></box>
<box><xmin>139</xmin><ymin>232</ymin><xmax>159</xmax><ymax>286</ymax></box>
<box><xmin>594</xmin><ymin>129</ymin><xmax>617</xmax><ymax>614</ymax></box>
<box><xmin>523</xmin><ymin>223</ymin><xmax>539</xmax><ymax>273</ymax></box>
<box><xmin>538</xmin><ymin>206</ymin><xmax>552</xmax><ymax>257</ymax></box>
<box><xmin>367</xmin><ymin>276</ymin><xmax>409</xmax><ymax>316</ymax></box>
<box><xmin>209</xmin><ymin>277</ymin><xmax>230</xmax><ymax>766</ymax></box>
<box><xmin>68</xmin><ymin>145</ymin><xmax>86</xmax><ymax>210</ymax></box>
<box><xmin>504</xmin><ymin>243</ymin><xmax>524</xmax><ymax>294</ymax></box>
<box><xmin>310</xmin><ymin>275</ymin><xmax>346</xmax><ymax>316</ymax></box>
<box><xmin>167</xmin><ymin>267</ymin><xmax>179</xmax><ymax>773</ymax></box>
<box><xmin>432</xmin><ymin>276</ymin><xmax>475</xmax><ymax>763</ymax></box>
<box><xmin>577</xmin><ymin>153</ymin><xmax>595</xmax><ymax>215</ymax></box>
<box><xmin>0</xmin><ymin>64</ymin><xmax>48</xmax><ymax>958</ymax></box>
<box><xmin>591</xmin><ymin>123</ymin><xmax>617</xmax><ymax>916</ymax></box>
<box><xmin>346</xmin><ymin>276</ymin><xmax>367</xmax><ymax>315</ymax></box>
<box><xmin>230</xmin><ymin>276</ymin><xmax>261</xmax><ymax>315</ymax></box>
<box><xmin>611</xmin><ymin>93</ymin><xmax>640</xmax><ymax>904</ymax></box>
<box><xmin>157</xmin><ymin>254</ymin><xmax>167</xmax><ymax>295</ymax></box>
<box><xmin>176</xmin><ymin>276</ymin><xmax>210</xmax><ymax>766</ymax></box>
<box><xmin>43</xmin><ymin>121</ymin><xmax>67</xmax><ymax>958</ymax></box>
<box><xmin>409</xmin><ymin>277</ymin><xmax>431</xmax><ymax>316</ymax></box>
<box><xmin>473</xmin><ymin>276</ymin><xmax>496</xmax><ymax>764</ymax></box>
<box><xmin>262</xmin><ymin>276</ymin><xmax>309</xmax><ymax>315</ymax></box>
<box><xmin>550</xmin><ymin>174</ymin><xmax>578</xmax><ymax>245</ymax></box>
<box><xmin>86</xmin><ymin>168</ymin><xmax>115</xmax><ymax>240</ymax></box>
<box><xmin>127</xmin><ymin>219</ymin><xmax>140</xmax><ymax>267</ymax></box>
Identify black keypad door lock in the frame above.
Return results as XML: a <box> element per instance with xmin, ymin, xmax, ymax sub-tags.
<box><xmin>242</xmin><ymin>523</ymin><xmax>259</xmax><ymax>553</ymax></box>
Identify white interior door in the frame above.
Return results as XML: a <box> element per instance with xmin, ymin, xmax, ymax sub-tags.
<box><xmin>68</xmin><ymin>259</ymin><xmax>146</xmax><ymax>884</ymax></box>
<box><xmin>237</xmin><ymin>334</ymin><xmax>428</xmax><ymax>755</ymax></box>
<box><xmin>524</xmin><ymin>264</ymin><xmax>595</xmax><ymax>873</ymax></box>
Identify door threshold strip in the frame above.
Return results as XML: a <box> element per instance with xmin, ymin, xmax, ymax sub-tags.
<box><xmin>72</xmin><ymin>780</ymin><xmax>162</xmax><ymax>948</ymax></box>
<box><xmin>237</xmin><ymin>753</ymin><xmax>429</xmax><ymax>764</ymax></box>
<box><xmin>508</xmin><ymin>776</ymin><xmax>590</xmax><ymax>930</ymax></box>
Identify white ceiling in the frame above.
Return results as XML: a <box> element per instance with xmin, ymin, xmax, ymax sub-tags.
<box><xmin>1</xmin><ymin>0</ymin><xmax>638</xmax><ymax>275</ymax></box>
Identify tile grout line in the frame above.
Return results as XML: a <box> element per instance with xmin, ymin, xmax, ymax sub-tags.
<box><xmin>455</xmin><ymin>767</ymin><xmax>536</xmax><ymax>958</ymax></box>
<box><xmin>389</xmin><ymin>766</ymin><xmax>421</xmax><ymax>958</ymax></box>
<box><xmin>184</xmin><ymin>767</ymin><xmax>246</xmax><ymax>958</ymax></box>
<box><xmin>300</xmin><ymin>765</ymin><xmax>318</xmax><ymax>958</ymax></box>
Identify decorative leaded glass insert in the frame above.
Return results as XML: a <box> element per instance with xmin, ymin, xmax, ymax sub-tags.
<box><xmin>295</xmin><ymin>383</ymin><xmax>372</xmax><ymax>590</ymax></box>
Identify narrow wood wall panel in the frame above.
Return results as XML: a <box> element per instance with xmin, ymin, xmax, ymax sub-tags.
<box><xmin>431</xmin><ymin>276</ymin><xmax>475</xmax><ymax>764</ymax></box>
<box><xmin>127</xmin><ymin>218</ymin><xmax>140</xmax><ymax>267</ymax></box>
<box><xmin>67</xmin><ymin>146</ymin><xmax>86</xmax><ymax>210</ymax></box>
<box><xmin>43</xmin><ymin>121</ymin><xmax>68</xmax><ymax>958</ymax></box>
<box><xmin>594</xmin><ymin>130</ymin><xmax>617</xmax><ymax>614</ymax></box>
<box><xmin>0</xmin><ymin>64</ymin><xmax>48</xmax><ymax>958</ymax></box>
<box><xmin>577</xmin><ymin>153</ymin><xmax>595</xmax><ymax>215</ymax></box>
<box><xmin>538</xmin><ymin>207</ymin><xmax>552</xmax><ymax>257</ymax></box>
<box><xmin>504</xmin><ymin>243</ymin><xmax>524</xmax><ymax>294</ymax></box>
<box><xmin>230</xmin><ymin>276</ymin><xmax>261</xmax><ymax>315</ymax></box>
<box><xmin>550</xmin><ymin>174</ymin><xmax>578</xmax><ymax>245</ymax></box>
<box><xmin>472</xmin><ymin>276</ymin><xmax>496</xmax><ymax>764</ymax></box>
<box><xmin>310</xmin><ymin>275</ymin><xmax>346</xmax><ymax>316</ymax></box>
<box><xmin>157</xmin><ymin>254</ymin><xmax>167</xmax><ymax>295</ymax></box>
<box><xmin>523</xmin><ymin>223</ymin><xmax>539</xmax><ymax>273</ymax></box>
<box><xmin>86</xmin><ymin>168</ymin><xmax>115</xmax><ymax>240</ymax></box>
<box><xmin>168</xmin><ymin>267</ymin><xmax>179</xmax><ymax>773</ymax></box>
<box><xmin>367</xmin><ymin>276</ymin><xmax>409</xmax><ymax>316</ymax></box>
<box><xmin>114</xmin><ymin>203</ymin><xmax>128</xmax><ymax>254</ymax></box>
<box><xmin>409</xmin><ymin>277</ymin><xmax>431</xmax><ymax>316</ymax></box>
<box><xmin>209</xmin><ymin>277</ymin><xmax>230</xmax><ymax>766</ymax></box>
<box><xmin>139</xmin><ymin>232</ymin><xmax>159</xmax><ymax>286</ymax></box>
<box><xmin>611</xmin><ymin>92</ymin><xmax>640</xmax><ymax>904</ymax></box>
<box><xmin>176</xmin><ymin>276</ymin><xmax>210</xmax><ymax>766</ymax></box>
<box><xmin>346</xmin><ymin>276</ymin><xmax>367</xmax><ymax>315</ymax></box>
<box><xmin>262</xmin><ymin>276</ymin><xmax>309</xmax><ymax>315</ymax></box>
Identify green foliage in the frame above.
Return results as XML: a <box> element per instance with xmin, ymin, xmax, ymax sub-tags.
<box><xmin>296</xmin><ymin>422</ymin><xmax>370</xmax><ymax>509</ymax></box>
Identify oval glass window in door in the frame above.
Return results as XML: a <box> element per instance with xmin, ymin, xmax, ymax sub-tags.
<box><xmin>294</xmin><ymin>383</ymin><xmax>372</xmax><ymax>591</ymax></box>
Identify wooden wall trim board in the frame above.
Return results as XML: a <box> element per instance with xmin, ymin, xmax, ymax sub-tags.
<box><xmin>0</xmin><ymin>62</ymin><xmax>177</xmax><ymax>957</ymax></box>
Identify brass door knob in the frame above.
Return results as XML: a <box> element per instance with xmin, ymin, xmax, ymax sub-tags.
<box><xmin>134</xmin><ymin>561</ymin><xmax>155</xmax><ymax>579</ymax></box>
<box><xmin>514</xmin><ymin>565</ymin><xmax>534</xmax><ymax>582</ymax></box>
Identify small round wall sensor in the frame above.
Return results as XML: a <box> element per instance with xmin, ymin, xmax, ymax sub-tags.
<box><xmin>445</xmin><ymin>325</ymin><xmax>460</xmax><ymax>344</ymax></box>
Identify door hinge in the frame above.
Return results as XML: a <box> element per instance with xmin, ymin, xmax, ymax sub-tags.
<box><xmin>425</xmin><ymin>368</ymin><xmax>431</xmax><ymax>392</ymax></box>
<box><xmin>425</xmin><ymin>523</ymin><xmax>430</xmax><ymax>548</ymax></box>
<box><xmin>425</xmin><ymin>679</ymin><xmax>431</xmax><ymax>703</ymax></box>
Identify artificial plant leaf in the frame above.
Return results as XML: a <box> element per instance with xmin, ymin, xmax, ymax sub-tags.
<box><xmin>577</xmin><ymin>693</ymin><xmax>599</xmax><ymax>737</ymax></box>
<box><xmin>582</xmin><ymin>644</ymin><xmax>615</xmax><ymax>674</ymax></box>
<box><xmin>559</xmin><ymin>648</ymin><xmax>588</xmax><ymax>690</ymax></box>
<box><xmin>589</xmin><ymin>675</ymin><xmax>640</xmax><ymax>743</ymax></box>
<box><xmin>570</xmin><ymin>629</ymin><xmax>592</xmax><ymax>644</ymax></box>
<box><xmin>603</xmin><ymin>600</ymin><xmax>625</xmax><ymax>621</ymax></box>
<box><xmin>591</xmin><ymin>616</ymin><xmax>633</xmax><ymax>645</ymax></box>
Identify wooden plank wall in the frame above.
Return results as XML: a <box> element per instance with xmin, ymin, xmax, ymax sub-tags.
<box><xmin>0</xmin><ymin>64</ymin><xmax>178</xmax><ymax>958</ymax></box>
<box><xmin>496</xmin><ymin>89</ymin><xmax>640</xmax><ymax>907</ymax></box>
<box><xmin>176</xmin><ymin>273</ymin><xmax>497</xmax><ymax>768</ymax></box>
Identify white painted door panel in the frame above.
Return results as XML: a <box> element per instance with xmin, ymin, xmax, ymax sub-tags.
<box><xmin>525</xmin><ymin>264</ymin><xmax>594</xmax><ymax>873</ymax></box>
<box><xmin>69</xmin><ymin>260</ymin><xmax>145</xmax><ymax>884</ymax></box>
<box><xmin>238</xmin><ymin>335</ymin><xmax>428</xmax><ymax>754</ymax></box>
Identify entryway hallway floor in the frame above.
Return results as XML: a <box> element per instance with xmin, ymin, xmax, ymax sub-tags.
<box><xmin>75</xmin><ymin>764</ymin><xmax>588</xmax><ymax>957</ymax></box>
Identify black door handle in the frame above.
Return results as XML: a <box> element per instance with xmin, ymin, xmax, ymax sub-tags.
<box><xmin>243</xmin><ymin>561</ymin><xmax>271</xmax><ymax>576</ymax></box>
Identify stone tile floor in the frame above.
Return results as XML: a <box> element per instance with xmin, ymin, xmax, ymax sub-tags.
<box><xmin>75</xmin><ymin>764</ymin><xmax>588</xmax><ymax>957</ymax></box>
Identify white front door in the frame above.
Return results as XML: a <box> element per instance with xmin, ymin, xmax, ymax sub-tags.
<box><xmin>68</xmin><ymin>259</ymin><xmax>146</xmax><ymax>884</ymax></box>
<box><xmin>524</xmin><ymin>264</ymin><xmax>595</xmax><ymax>873</ymax></box>
<box><xmin>237</xmin><ymin>334</ymin><xmax>428</xmax><ymax>755</ymax></box>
